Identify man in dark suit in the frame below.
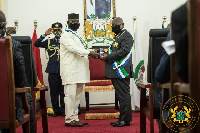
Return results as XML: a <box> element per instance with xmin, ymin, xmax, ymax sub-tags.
<box><xmin>155</xmin><ymin>32</ymin><xmax>170</xmax><ymax>84</ymax></box>
<box><xmin>0</xmin><ymin>10</ymin><xmax>35</xmax><ymax>133</ymax></box>
<box><xmin>101</xmin><ymin>17</ymin><xmax>133</xmax><ymax>127</ymax></box>
<box><xmin>34</xmin><ymin>23</ymin><xmax>65</xmax><ymax>116</ymax></box>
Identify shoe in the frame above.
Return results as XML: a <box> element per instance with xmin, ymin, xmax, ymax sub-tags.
<box><xmin>60</xmin><ymin>112</ymin><xmax>65</xmax><ymax>116</ymax></box>
<box><xmin>52</xmin><ymin>112</ymin><xmax>59</xmax><ymax>117</ymax></box>
<box><xmin>110</xmin><ymin>121</ymin><xmax>119</xmax><ymax>125</ymax></box>
<box><xmin>78</xmin><ymin>121</ymin><xmax>88</xmax><ymax>125</ymax></box>
<box><xmin>112</xmin><ymin>121</ymin><xmax>130</xmax><ymax>127</ymax></box>
<box><xmin>65</xmin><ymin>120</ymin><xmax>83</xmax><ymax>127</ymax></box>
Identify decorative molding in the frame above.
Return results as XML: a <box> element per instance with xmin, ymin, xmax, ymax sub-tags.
<box><xmin>113</xmin><ymin>0</ymin><xmax>116</xmax><ymax>17</ymax></box>
<box><xmin>84</xmin><ymin>0</ymin><xmax>87</xmax><ymax>20</ymax></box>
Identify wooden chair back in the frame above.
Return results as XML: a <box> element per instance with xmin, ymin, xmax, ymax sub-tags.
<box><xmin>12</xmin><ymin>36</ymin><xmax>49</xmax><ymax>133</ymax></box>
<box><xmin>188</xmin><ymin>0</ymin><xmax>200</xmax><ymax>132</ymax></box>
<box><xmin>0</xmin><ymin>36</ymin><xmax>31</xmax><ymax>133</ymax></box>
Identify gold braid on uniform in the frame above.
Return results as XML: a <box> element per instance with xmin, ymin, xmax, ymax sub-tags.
<box><xmin>45</xmin><ymin>39</ymin><xmax>60</xmax><ymax>61</ymax></box>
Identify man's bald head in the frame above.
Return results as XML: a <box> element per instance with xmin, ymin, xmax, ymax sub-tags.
<box><xmin>112</xmin><ymin>17</ymin><xmax>123</xmax><ymax>25</ymax></box>
<box><xmin>112</xmin><ymin>17</ymin><xmax>124</xmax><ymax>35</ymax></box>
<box><xmin>0</xmin><ymin>10</ymin><xmax>6</xmax><ymax>23</ymax></box>
<box><xmin>0</xmin><ymin>10</ymin><xmax>6</xmax><ymax>36</ymax></box>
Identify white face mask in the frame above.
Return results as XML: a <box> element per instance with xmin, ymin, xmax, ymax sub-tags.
<box><xmin>10</xmin><ymin>34</ymin><xmax>16</xmax><ymax>36</ymax></box>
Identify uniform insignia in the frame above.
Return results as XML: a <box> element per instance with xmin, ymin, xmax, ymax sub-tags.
<box><xmin>113</xmin><ymin>42</ymin><xmax>118</xmax><ymax>48</ymax></box>
<box><xmin>55</xmin><ymin>24</ymin><xmax>59</xmax><ymax>27</ymax></box>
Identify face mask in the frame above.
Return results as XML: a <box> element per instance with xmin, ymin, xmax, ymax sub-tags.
<box><xmin>69</xmin><ymin>23</ymin><xmax>80</xmax><ymax>31</ymax></box>
<box><xmin>53</xmin><ymin>31</ymin><xmax>62</xmax><ymax>38</ymax></box>
<box><xmin>112</xmin><ymin>25</ymin><xmax>121</xmax><ymax>35</ymax></box>
<box><xmin>10</xmin><ymin>34</ymin><xmax>16</xmax><ymax>36</ymax></box>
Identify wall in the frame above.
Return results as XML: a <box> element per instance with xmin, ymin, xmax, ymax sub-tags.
<box><xmin>0</xmin><ymin>0</ymin><xmax>6</xmax><ymax>13</ymax></box>
<box><xmin>5</xmin><ymin>0</ymin><xmax>186</xmax><ymax>108</ymax></box>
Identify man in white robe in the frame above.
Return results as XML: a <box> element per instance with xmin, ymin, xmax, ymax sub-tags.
<box><xmin>60</xmin><ymin>13</ymin><xmax>99</xmax><ymax>127</ymax></box>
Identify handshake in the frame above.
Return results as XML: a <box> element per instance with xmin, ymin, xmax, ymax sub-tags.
<box><xmin>88</xmin><ymin>48</ymin><xmax>108</xmax><ymax>61</ymax></box>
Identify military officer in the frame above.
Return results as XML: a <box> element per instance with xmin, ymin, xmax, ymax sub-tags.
<box><xmin>101</xmin><ymin>17</ymin><xmax>133</xmax><ymax>127</ymax></box>
<box><xmin>34</xmin><ymin>22</ymin><xmax>65</xmax><ymax>116</ymax></box>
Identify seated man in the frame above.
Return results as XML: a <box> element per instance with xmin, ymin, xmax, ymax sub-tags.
<box><xmin>0</xmin><ymin>10</ymin><xmax>35</xmax><ymax>133</ymax></box>
<box><xmin>155</xmin><ymin>32</ymin><xmax>170</xmax><ymax>84</ymax></box>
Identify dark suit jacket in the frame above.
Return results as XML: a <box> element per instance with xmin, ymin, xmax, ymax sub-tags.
<box><xmin>34</xmin><ymin>35</ymin><xmax>60</xmax><ymax>73</ymax></box>
<box><xmin>105</xmin><ymin>29</ymin><xmax>133</xmax><ymax>78</ymax></box>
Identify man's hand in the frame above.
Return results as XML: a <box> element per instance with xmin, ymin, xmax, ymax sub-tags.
<box><xmin>88</xmin><ymin>51</ymin><xmax>100</xmax><ymax>59</ymax></box>
<box><xmin>100</xmin><ymin>54</ymin><xmax>108</xmax><ymax>61</ymax></box>
<box><xmin>45</xmin><ymin>28</ymin><xmax>53</xmax><ymax>36</ymax></box>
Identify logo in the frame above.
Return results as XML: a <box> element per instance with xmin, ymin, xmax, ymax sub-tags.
<box><xmin>113</xmin><ymin>42</ymin><xmax>118</xmax><ymax>48</ymax></box>
<box><xmin>162</xmin><ymin>95</ymin><xmax>200</xmax><ymax>132</ymax></box>
<box><xmin>55</xmin><ymin>24</ymin><xmax>59</xmax><ymax>27</ymax></box>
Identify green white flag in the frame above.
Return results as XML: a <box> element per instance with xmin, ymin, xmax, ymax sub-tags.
<box><xmin>130</xmin><ymin>21</ymin><xmax>145</xmax><ymax>110</ymax></box>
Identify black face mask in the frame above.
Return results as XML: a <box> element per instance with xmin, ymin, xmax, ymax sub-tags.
<box><xmin>112</xmin><ymin>25</ymin><xmax>121</xmax><ymax>35</ymax></box>
<box><xmin>69</xmin><ymin>23</ymin><xmax>80</xmax><ymax>31</ymax></box>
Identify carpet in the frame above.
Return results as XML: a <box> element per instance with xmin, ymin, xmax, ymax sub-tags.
<box><xmin>16</xmin><ymin>111</ymin><xmax>159</xmax><ymax>133</ymax></box>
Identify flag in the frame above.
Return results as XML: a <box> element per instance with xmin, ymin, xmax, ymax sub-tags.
<box><xmin>32</xmin><ymin>29</ymin><xmax>44</xmax><ymax>98</ymax></box>
<box><xmin>130</xmin><ymin>21</ymin><xmax>145</xmax><ymax>110</ymax></box>
<box><xmin>162</xmin><ymin>23</ymin><xmax>164</xmax><ymax>28</ymax></box>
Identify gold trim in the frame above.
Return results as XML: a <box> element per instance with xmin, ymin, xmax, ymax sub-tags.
<box><xmin>89</xmin><ymin>80</ymin><xmax>111</xmax><ymax>82</ymax></box>
<box><xmin>52</xmin><ymin>28</ymin><xmax>61</xmax><ymax>29</ymax></box>
<box><xmin>84</xmin><ymin>0</ymin><xmax>116</xmax><ymax>19</ymax></box>
<box><xmin>85</xmin><ymin>112</ymin><xmax>119</xmax><ymax>120</ymax></box>
<box><xmin>84</xmin><ymin>0</ymin><xmax>87</xmax><ymax>20</ymax></box>
<box><xmin>45</xmin><ymin>39</ymin><xmax>60</xmax><ymax>60</ymax></box>
<box><xmin>113</xmin><ymin>0</ymin><xmax>116</xmax><ymax>17</ymax></box>
<box><xmin>84</xmin><ymin>85</ymin><xmax>114</xmax><ymax>92</ymax></box>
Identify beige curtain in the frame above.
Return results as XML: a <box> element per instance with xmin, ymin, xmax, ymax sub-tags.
<box><xmin>0</xmin><ymin>0</ymin><xmax>6</xmax><ymax>13</ymax></box>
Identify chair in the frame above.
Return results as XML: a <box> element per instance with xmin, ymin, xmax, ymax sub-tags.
<box><xmin>12</xmin><ymin>36</ymin><xmax>49</xmax><ymax>133</ymax></box>
<box><xmin>172</xmin><ymin>1</ymin><xmax>200</xmax><ymax>132</ymax></box>
<box><xmin>84</xmin><ymin>57</ymin><xmax>119</xmax><ymax>119</ymax></box>
<box><xmin>32</xmin><ymin>86</ymin><xmax>48</xmax><ymax>133</ymax></box>
<box><xmin>0</xmin><ymin>36</ymin><xmax>31</xmax><ymax>133</ymax></box>
<box><xmin>138</xmin><ymin>28</ymin><xmax>170</xmax><ymax>133</ymax></box>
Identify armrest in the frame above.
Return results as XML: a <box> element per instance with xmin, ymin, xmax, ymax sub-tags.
<box><xmin>32</xmin><ymin>85</ymin><xmax>49</xmax><ymax>91</ymax></box>
<box><xmin>137</xmin><ymin>82</ymin><xmax>153</xmax><ymax>89</ymax></box>
<box><xmin>157</xmin><ymin>82</ymin><xmax>171</xmax><ymax>89</ymax></box>
<box><xmin>15</xmin><ymin>87</ymin><xmax>31</xmax><ymax>93</ymax></box>
<box><xmin>174</xmin><ymin>83</ymin><xmax>190</xmax><ymax>94</ymax></box>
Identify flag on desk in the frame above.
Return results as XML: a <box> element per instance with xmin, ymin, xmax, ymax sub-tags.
<box><xmin>32</xmin><ymin>29</ymin><xmax>44</xmax><ymax>98</ymax></box>
<box><xmin>130</xmin><ymin>21</ymin><xmax>145</xmax><ymax>110</ymax></box>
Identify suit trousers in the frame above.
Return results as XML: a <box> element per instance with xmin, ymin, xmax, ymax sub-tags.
<box><xmin>48</xmin><ymin>73</ymin><xmax>65</xmax><ymax>113</ymax></box>
<box><xmin>111</xmin><ymin>78</ymin><xmax>132</xmax><ymax>122</ymax></box>
<box><xmin>64</xmin><ymin>83</ymin><xmax>84</xmax><ymax>123</ymax></box>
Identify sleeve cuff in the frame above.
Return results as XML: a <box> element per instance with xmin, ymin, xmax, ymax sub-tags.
<box><xmin>41</xmin><ymin>34</ymin><xmax>46</xmax><ymax>38</ymax></box>
<box><xmin>79</xmin><ymin>50</ymin><xmax>90</xmax><ymax>57</ymax></box>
